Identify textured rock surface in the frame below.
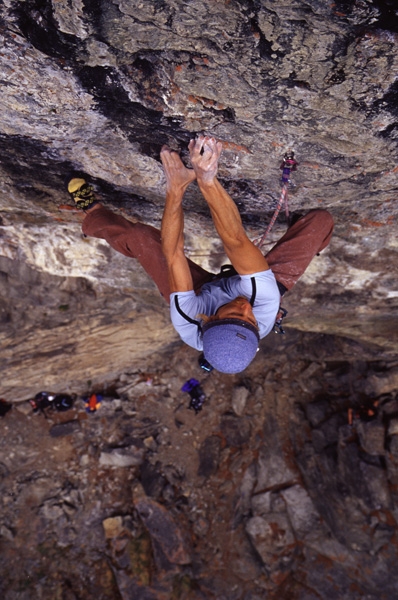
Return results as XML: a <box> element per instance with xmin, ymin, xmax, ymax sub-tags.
<box><xmin>0</xmin><ymin>0</ymin><xmax>398</xmax><ymax>597</ymax></box>
<box><xmin>1</xmin><ymin>335</ymin><xmax>398</xmax><ymax>599</ymax></box>
<box><xmin>1</xmin><ymin>0</ymin><xmax>397</xmax><ymax>400</ymax></box>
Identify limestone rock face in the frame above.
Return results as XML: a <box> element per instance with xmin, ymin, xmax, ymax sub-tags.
<box><xmin>0</xmin><ymin>2</ymin><xmax>397</xmax><ymax>597</ymax></box>
<box><xmin>0</xmin><ymin>0</ymin><xmax>397</xmax><ymax>400</ymax></box>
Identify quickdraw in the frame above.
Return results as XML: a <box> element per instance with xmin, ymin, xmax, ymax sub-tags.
<box><xmin>273</xmin><ymin>307</ymin><xmax>288</xmax><ymax>334</ymax></box>
<box><xmin>253</xmin><ymin>151</ymin><xmax>298</xmax><ymax>249</ymax></box>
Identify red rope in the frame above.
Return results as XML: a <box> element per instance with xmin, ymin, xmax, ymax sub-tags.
<box><xmin>253</xmin><ymin>184</ymin><xmax>289</xmax><ymax>248</ymax></box>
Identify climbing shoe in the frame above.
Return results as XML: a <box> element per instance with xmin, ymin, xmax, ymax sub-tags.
<box><xmin>67</xmin><ymin>177</ymin><xmax>97</xmax><ymax>210</ymax></box>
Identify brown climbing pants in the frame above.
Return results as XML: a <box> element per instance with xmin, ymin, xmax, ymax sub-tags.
<box><xmin>82</xmin><ymin>206</ymin><xmax>334</xmax><ymax>303</ymax></box>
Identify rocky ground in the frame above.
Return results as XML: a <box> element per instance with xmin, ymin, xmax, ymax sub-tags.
<box><xmin>1</xmin><ymin>331</ymin><xmax>398</xmax><ymax>600</ymax></box>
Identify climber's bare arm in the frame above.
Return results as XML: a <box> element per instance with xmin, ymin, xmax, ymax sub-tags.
<box><xmin>160</xmin><ymin>146</ymin><xmax>196</xmax><ymax>292</ymax></box>
<box><xmin>189</xmin><ymin>135</ymin><xmax>270</xmax><ymax>275</ymax></box>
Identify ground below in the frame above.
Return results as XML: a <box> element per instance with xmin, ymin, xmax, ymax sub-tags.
<box><xmin>1</xmin><ymin>331</ymin><xmax>398</xmax><ymax>599</ymax></box>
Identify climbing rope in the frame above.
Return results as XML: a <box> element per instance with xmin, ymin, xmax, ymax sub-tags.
<box><xmin>253</xmin><ymin>151</ymin><xmax>298</xmax><ymax>248</ymax></box>
<box><xmin>186</xmin><ymin>151</ymin><xmax>299</xmax><ymax>259</ymax></box>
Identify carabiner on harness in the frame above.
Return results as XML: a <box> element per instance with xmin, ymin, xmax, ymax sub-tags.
<box><xmin>273</xmin><ymin>307</ymin><xmax>288</xmax><ymax>334</ymax></box>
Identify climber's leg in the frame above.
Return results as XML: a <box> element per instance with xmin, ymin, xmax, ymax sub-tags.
<box><xmin>265</xmin><ymin>209</ymin><xmax>334</xmax><ymax>293</ymax></box>
<box><xmin>82</xmin><ymin>205</ymin><xmax>213</xmax><ymax>303</ymax></box>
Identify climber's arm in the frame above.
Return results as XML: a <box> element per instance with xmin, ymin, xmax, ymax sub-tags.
<box><xmin>160</xmin><ymin>146</ymin><xmax>196</xmax><ymax>292</ymax></box>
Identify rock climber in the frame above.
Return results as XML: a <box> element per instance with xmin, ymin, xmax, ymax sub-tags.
<box><xmin>67</xmin><ymin>135</ymin><xmax>333</xmax><ymax>374</ymax></box>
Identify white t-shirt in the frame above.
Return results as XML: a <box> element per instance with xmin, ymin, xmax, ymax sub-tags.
<box><xmin>170</xmin><ymin>269</ymin><xmax>280</xmax><ymax>350</ymax></box>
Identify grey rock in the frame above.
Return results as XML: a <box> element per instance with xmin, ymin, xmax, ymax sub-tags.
<box><xmin>356</xmin><ymin>420</ymin><xmax>385</xmax><ymax>456</ymax></box>
<box><xmin>0</xmin><ymin>462</ymin><xmax>9</xmax><ymax>480</ymax></box>
<box><xmin>197</xmin><ymin>435</ymin><xmax>222</xmax><ymax>478</ymax></box>
<box><xmin>111</xmin><ymin>571</ymin><xmax>169</xmax><ymax>600</ymax></box>
<box><xmin>251</xmin><ymin>491</ymin><xmax>272</xmax><ymax>516</ymax></box>
<box><xmin>220</xmin><ymin>414</ymin><xmax>251</xmax><ymax>448</ymax></box>
<box><xmin>245</xmin><ymin>513</ymin><xmax>296</xmax><ymax>572</ymax></box>
<box><xmin>233</xmin><ymin>461</ymin><xmax>257</xmax><ymax>525</ymax></box>
<box><xmin>311</xmin><ymin>428</ymin><xmax>327</xmax><ymax>453</ymax></box>
<box><xmin>39</xmin><ymin>502</ymin><xmax>65</xmax><ymax>521</ymax></box>
<box><xmin>364</xmin><ymin>370</ymin><xmax>398</xmax><ymax>397</ymax></box>
<box><xmin>140</xmin><ymin>460</ymin><xmax>167</xmax><ymax>498</ymax></box>
<box><xmin>359</xmin><ymin>461</ymin><xmax>392</xmax><ymax>510</ymax></box>
<box><xmin>192</xmin><ymin>516</ymin><xmax>210</xmax><ymax>537</ymax></box>
<box><xmin>319</xmin><ymin>414</ymin><xmax>345</xmax><ymax>446</ymax></box>
<box><xmin>305</xmin><ymin>398</ymin><xmax>331</xmax><ymax>427</ymax></box>
<box><xmin>99</xmin><ymin>446</ymin><xmax>145</xmax><ymax>467</ymax></box>
<box><xmin>231</xmin><ymin>386</ymin><xmax>250</xmax><ymax>416</ymax></box>
<box><xmin>280</xmin><ymin>484</ymin><xmax>322</xmax><ymax>539</ymax></box>
<box><xmin>134</xmin><ymin>496</ymin><xmax>191</xmax><ymax>565</ymax></box>
<box><xmin>0</xmin><ymin>525</ymin><xmax>15</xmax><ymax>541</ymax></box>
<box><xmin>388</xmin><ymin>419</ymin><xmax>398</xmax><ymax>437</ymax></box>
<box><xmin>254</xmin><ymin>415</ymin><xmax>297</xmax><ymax>492</ymax></box>
<box><xmin>49</xmin><ymin>420</ymin><xmax>81</xmax><ymax>437</ymax></box>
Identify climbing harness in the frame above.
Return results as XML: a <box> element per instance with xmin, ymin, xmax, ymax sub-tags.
<box><xmin>253</xmin><ymin>151</ymin><xmax>298</xmax><ymax>249</ymax></box>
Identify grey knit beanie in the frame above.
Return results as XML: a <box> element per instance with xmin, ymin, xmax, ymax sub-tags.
<box><xmin>202</xmin><ymin>318</ymin><xmax>260</xmax><ymax>374</ymax></box>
